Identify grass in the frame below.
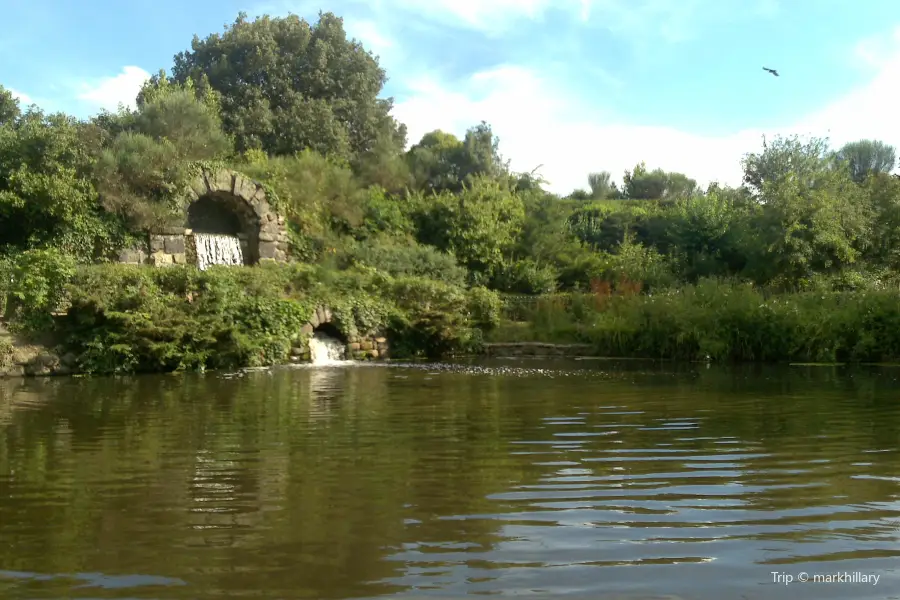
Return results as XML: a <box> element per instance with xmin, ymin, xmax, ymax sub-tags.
<box><xmin>493</xmin><ymin>279</ymin><xmax>900</xmax><ymax>364</ymax></box>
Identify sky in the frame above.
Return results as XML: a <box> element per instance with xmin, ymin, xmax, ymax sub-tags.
<box><xmin>2</xmin><ymin>0</ymin><xmax>900</xmax><ymax>194</ymax></box>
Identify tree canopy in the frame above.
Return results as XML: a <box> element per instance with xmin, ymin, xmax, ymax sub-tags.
<box><xmin>1</xmin><ymin>10</ymin><xmax>900</xmax><ymax>297</ymax></box>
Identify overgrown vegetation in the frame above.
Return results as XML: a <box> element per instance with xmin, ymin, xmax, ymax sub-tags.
<box><xmin>3</xmin><ymin>11</ymin><xmax>900</xmax><ymax>373</ymax></box>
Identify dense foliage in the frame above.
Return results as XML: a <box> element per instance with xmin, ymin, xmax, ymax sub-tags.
<box><xmin>2</xmin><ymin>11</ymin><xmax>900</xmax><ymax>370</ymax></box>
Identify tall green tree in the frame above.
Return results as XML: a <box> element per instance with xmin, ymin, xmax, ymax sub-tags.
<box><xmin>170</xmin><ymin>11</ymin><xmax>405</xmax><ymax>162</ymax></box>
<box><xmin>835</xmin><ymin>139</ymin><xmax>896</xmax><ymax>184</ymax></box>
<box><xmin>742</xmin><ymin>136</ymin><xmax>873</xmax><ymax>283</ymax></box>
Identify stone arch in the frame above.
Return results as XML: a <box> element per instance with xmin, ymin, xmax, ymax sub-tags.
<box><xmin>300</xmin><ymin>306</ymin><xmax>341</xmax><ymax>338</ymax></box>
<box><xmin>290</xmin><ymin>304</ymin><xmax>391</xmax><ymax>362</ymax></box>
<box><xmin>185</xmin><ymin>168</ymin><xmax>288</xmax><ymax>264</ymax></box>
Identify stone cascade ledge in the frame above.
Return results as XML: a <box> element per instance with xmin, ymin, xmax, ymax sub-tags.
<box><xmin>481</xmin><ymin>342</ymin><xmax>594</xmax><ymax>357</ymax></box>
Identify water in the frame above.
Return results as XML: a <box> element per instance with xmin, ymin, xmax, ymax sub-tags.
<box><xmin>309</xmin><ymin>332</ymin><xmax>349</xmax><ymax>365</ymax></box>
<box><xmin>1</xmin><ymin>360</ymin><xmax>900</xmax><ymax>599</ymax></box>
<box><xmin>193</xmin><ymin>233</ymin><xmax>243</xmax><ymax>270</ymax></box>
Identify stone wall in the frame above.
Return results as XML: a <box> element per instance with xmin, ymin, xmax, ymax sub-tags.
<box><xmin>0</xmin><ymin>321</ymin><xmax>75</xmax><ymax>378</ymax></box>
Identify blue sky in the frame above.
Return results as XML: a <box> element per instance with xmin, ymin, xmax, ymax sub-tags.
<box><xmin>2</xmin><ymin>0</ymin><xmax>899</xmax><ymax>193</ymax></box>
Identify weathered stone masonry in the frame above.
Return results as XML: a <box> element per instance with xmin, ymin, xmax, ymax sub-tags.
<box><xmin>117</xmin><ymin>167</ymin><xmax>290</xmax><ymax>267</ymax></box>
<box><xmin>289</xmin><ymin>305</ymin><xmax>390</xmax><ymax>362</ymax></box>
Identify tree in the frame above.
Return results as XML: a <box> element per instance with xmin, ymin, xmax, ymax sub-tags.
<box><xmin>742</xmin><ymin>136</ymin><xmax>873</xmax><ymax>283</ymax></box>
<box><xmin>0</xmin><ymin>107</ymin><xmax>122</xmax><ymax>260</ymax></box>
<box><xmin>835</xmin><ymin>139</ymin><xmax>896</xmax><ymax>184</ymax></box>
<box><xmin>587</xmin><ymin>171</ymin><xmax>620</xmax><ymax>199</ymax></box>
<box><xmin>742</xmin><ymin>135</ymin><xmax>831</xmax><ymax>195</ymax></box>
<box><xmin>622</xmin><ymin>162</ymin><xmax>698</xmax><ymax>199</ymax></box>
<box><xmin>170</xmin><ymin>12</ymin><xmax>404</xmax><ymax>162</ymax></box>
<box><xmin>407</xmin><ymin>122</ymin><xmax>508</xmax><ymax>193</ymax></box>
<box><xmin>412</xmin><ymin>176</ymin><xmax>524</xmax><ymax>280</ymax></box>
<box><xmin>92</xmin><ymin>80</ymin><xmax>232</xmax><ymax>230</ymax></box>
<box><xmin>0</xmin><ymin>86</ymin><xmax>20</xmax><ymax>126</ymax></box>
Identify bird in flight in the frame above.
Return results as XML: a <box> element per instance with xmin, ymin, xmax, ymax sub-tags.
<box><xmin>763</xmin><ymin>67</ymin><xmax>779</xmax><ymax>76</ymax></box>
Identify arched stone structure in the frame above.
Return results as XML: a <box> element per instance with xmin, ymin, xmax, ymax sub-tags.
<box><xmin>120</xmin><ymin>168</ymin><xmax>290</xmax><ymax>267</ymax></box>
<box><xmin>184</xmin><ymin>168</ymin><xmax>289</xmax><ymax>264</ymax></box>
<box><xmin>292</xmin><ymin>305</ymin><xmax>390</xmax><ymax>362</ymax></box>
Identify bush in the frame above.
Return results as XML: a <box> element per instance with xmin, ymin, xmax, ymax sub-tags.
<box><xmin>0</xmin><ymin>248</ymin><xmax>76</xmax><ymax>330</ymax></box>
<box><xmin>503</xmin><ymin>279</ymin><xmax>900</xmax><ymax>363</ymax></box>
<box><xmin>338</xmin><ymin>239</ymin><xmax>468</xmax><ymax>286</ymax></box>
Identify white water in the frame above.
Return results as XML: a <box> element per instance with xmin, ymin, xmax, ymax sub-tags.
<box><xmin>193</xmin><ymin>233</ymin><xmax>243</xmax><ymax>271</ymax></box>
<box><xmin>308</xmin><ymin>332</ymin><xmax>349</xmax><ymax>366</ymax></box>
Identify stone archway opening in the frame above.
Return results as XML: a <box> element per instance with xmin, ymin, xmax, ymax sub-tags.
<box><xmin>134</xmin><ymin>169</ymin><xmax>290</xmax><ymax>268</ymax></box>
<box><xmin>312</xmin><ymin>322</ymin><xmax>346</xmax><ymax>344</ymax></box>
<box><xmin>187</xmin><ymin>192</ymin><xmax>258</xmax><ymax>265</ymax></box>
<box><xmin>188</xmin><ymin>195</ymin><xmax>244</xmax><ymax>236</ymax></box>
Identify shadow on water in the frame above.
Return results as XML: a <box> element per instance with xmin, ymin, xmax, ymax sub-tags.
<box><xmin>1</xmin><ymin>359</ymin><xmax>900</xmax><ymax>599</ymax></box>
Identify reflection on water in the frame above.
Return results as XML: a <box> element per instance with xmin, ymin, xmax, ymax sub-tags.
<box><xmin>0</xmin><ymin>361</ymin><xmax>899</xmax><ymax>599</ymax></box>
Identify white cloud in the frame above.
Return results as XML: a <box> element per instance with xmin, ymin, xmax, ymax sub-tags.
<box><xmin>376</xmin><ymin>0</ymin><xmax>777</xmax><ymax>41</ymax></box>
<box><xmin>77</xmin><ymin>66</ymin><xmax>151</xmax><ymax>111</ymax></box>
<box><xmin>392</xmin><ymin>27</ymin><xmax>900</xmax><ymax>194</ymax></box>
<box><xmin>7</xmin><ymin>88</ymin><xmax>32</xmax><ymax>105</ymax></box>
<box><xmin>345</xmin><ymin>19</ymin><xmax>394</xmax><ymax>55</ymax></box>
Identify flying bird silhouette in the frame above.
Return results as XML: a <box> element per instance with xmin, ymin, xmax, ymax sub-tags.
<box><xmin>763</xmin><ymin>67</ymin><xmax>779</xmax><ymax>76</ymax></box>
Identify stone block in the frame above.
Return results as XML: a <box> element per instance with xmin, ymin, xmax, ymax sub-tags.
<box><xmin>234</xmin><ymin>175</ymin><xmax>257</xmax><ymax>202</ymax></box>
<box><xmin>376</xmin><ymin>342</ymin><xmax>388</xmax><ymax>351</ymax></box>
<box><xmin>190</xmin><ymin>175</ymin><xmax>209</xmax><ymax>198</ymax></box>
<box><xmin>117</xmin><ymin>249</ymin><xmax>145</xmax><ymax>264</ymax></box>
<box><xmin>360</xmin><ymin>341</ymin><xmax>373</xmax><ymax>351</ymax></box>
<box><xmin>211</xmin><ymin>170</ymin><xmax>234</xmax><ymax>193</ymax></box>
<box><xmin>375</xmin><ymin>337</ymin><xmax>387</xmax><ymax>344</ymax></box>
<box><xmin>150</xmin><ymin>251</ymin><xmax>173</xmax><ymax>266</ymax></box>
<box><xmin>259</xmin><ymin>232</ymin><xmax>277</xmax><ymax>242</ymax></box>
<box><xmin>300</xmin><ymin>323</ymin><xmax>314</xmax><ymax>335</ymax></box>
<box><xmin>150</xmin><ymin>236</ymin><xmax>165</xmax><ymax>252</ymax></box>
<box><xmin>258</xmin><ymin>241</ymin><xmax>278</xmax><ymax>259</ymax></box>
<box><xmin>163</xmin><ymin>235</ymin><xmax>185</xmax><ymax>254</ymax></box>
<box><xmin>349</xmin><ymin>342</ymin><xmax>361</xmax><ymax>351</ymax></box>
<box><xmin>290</xmin><ymin>355</ymin><xmax>302</xmax><ymax>363</ymax></box>
<box><xmin>172</xmin><ymin>253</ymin><xmax>186</xmax><ymax>264</ymax></box>
<box><xmin>260</xmin><ymin>220</ymin><xmax>279</xmax><ymax>234</ymax></box>
<box><xmin>368</xmin><ymin>349</ymin><xmax>379</xmax><ymax>358</ymax></box>
<box><xmin>291</xmin><ymin>347</ymin><xmax>304</xmax><ymax>356</ymax></box>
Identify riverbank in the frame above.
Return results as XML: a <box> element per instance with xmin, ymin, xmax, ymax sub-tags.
<box><xmin>486</xmin><ymin>280</ymin><xmax>900</xmax><ymax>364</ymax></box>
<box><xmin>4</xmin><ymin>266</ymin><xmax>900</xmax><ymax>378</ymax></box>
<box><xmin>0</xmin><ymin>260</ymin><xmax>501</xmax><ymax>377</ymax></box>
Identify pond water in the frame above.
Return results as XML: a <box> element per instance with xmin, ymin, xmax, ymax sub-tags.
<box><xmin>1</xmin><ymin>359</ymin><xmax>899</xmax><ymax>599</ymax></box>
